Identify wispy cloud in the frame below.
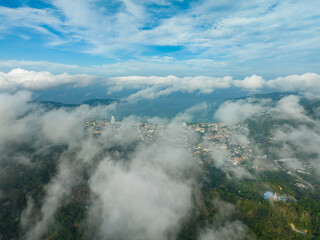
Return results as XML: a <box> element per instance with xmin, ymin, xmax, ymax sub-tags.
<box><xmin>0</xmin><ymin>0</ymin><xmax>319</xmax><ymax>67</ymax></box>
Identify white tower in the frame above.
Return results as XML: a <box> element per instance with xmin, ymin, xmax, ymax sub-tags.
<box><xmin>111</xmin><ymin>116</ymin><xmax>116</xmax><ymax>124</ymax></box>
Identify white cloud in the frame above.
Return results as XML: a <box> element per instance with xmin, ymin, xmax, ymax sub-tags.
<box><xmin>0</xmin><ymin>68</ymin><xmax>96</xmax><ymax>90</ymax></box>
<box><xmin>275</xmin><ymin>95</ymin><xmax>311</xmax><ymax>122</ymax></box>
<box><xmin>199</xmin><ymin>221</ymin><xmax>250</xmax><ymax>240</ymax></box>
<box><xmin>272</xmin><ymin>125</ymin><xmax>320</xmax><ymax>175</ymax></box>
<box><xmin>1</xmin><ymin>0</ymin><xmax>320</xmax><ymax>66</ymax></box>
<box><xmin>213</xmin><ymin>99</ymin><xmax>267</xmax><ymax>124</ymax></box>
<box><xmin>199</xmin><ymin>201</ymin><xmax>250</xmax><ymax>240</ymax></box>
<box><xmin>210</xmin><ymin>146</ymin><xmax>230</xmax><ymax>168</ymax></box>
<box><xmin>2</xmin><ymin>65</ymin><xmax>320</xmax><ymax>102</ymax></box>
<box><xmin>108</xmin><ymin>72</ymin><xmax>320</xmax><ymax>101</ymax></box>
<box><xmin>214</xmin><ymin>94</ymin><xmax>315</xmax><ymax>125</ymax></box>
<box><xmin>108</xmin><ymin>75</ymin><xmax>233</xmax><ymax>101</ymax></box>
<box><xmin>0</xmin><ymin>6</ymin><xmax>61</xmax><ymax>30</ymax></box>
<box><xmin>89</xmin><ymin>140</ymin><xmax>197</xmax><ymax>239</ymax></box>
<box><xmin>0</xmin><ymin>58</ymin><xmax>228</xmax><ymax>76</ymax></box>
<box><xmin>233</xmin><ymin>74</ymin><xmax>265</xmax><ymax>89</ymax></box>
<box><xmin>266</xmin><ymin>72</ymin><xmax>320</xmax><ymax>97</ymax></box>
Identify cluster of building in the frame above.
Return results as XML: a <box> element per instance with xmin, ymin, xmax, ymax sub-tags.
<box><xmin>83</xmin><ymin>119</ymin><xmax>252</xmax><ymax>168</ymax></box>
<box><xmin>188</xmin><ymin>123</ymin><xmax>252</xmax><ymax>166</ymax></box>
<box><xmin>84</xmin><ymin>118</ymin><xmax>315</xmax><ymax>197</ymax></box>
<box><xmin>83</xmin><ymin>116</ymin><xmax>116</xmax><ymax>134</ymax></box>
<box><xmin>135</xmin><ymin>122</ymin><xmax>167</xmax><ymax>142</ymax></box>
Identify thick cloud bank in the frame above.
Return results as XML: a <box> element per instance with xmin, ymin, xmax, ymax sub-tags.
<box><xmin>0</xmin><ymin>68</ymin><xmax>96</xmax><ymax>90</ymax></box>
<box><xmin>108</xmin><ymin>73</ymin><xmax>320</xmax><ymax>101</ymax></box>
<box><xmin>1</xmin><ymin>68</ymin><xmax>320</xmax><ymax>101</ymax></box>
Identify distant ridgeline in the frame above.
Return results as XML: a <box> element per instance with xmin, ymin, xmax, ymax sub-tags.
<box><xmin>34</xmin><ymin>99</ymin><xmax>119</xmax><ymax>109</ymax></box>
<box><xmin>82</xmin><ymin>98</ymin><xmax>120</xmax><ymax>106</ymax></box>
<box><xmin>227</xmin><ymin>91</ymin><xmax>297</xmax><ymax>101</ymax></box>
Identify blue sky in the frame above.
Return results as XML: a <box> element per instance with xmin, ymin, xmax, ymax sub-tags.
<box><xmin>0</xmin><ymin>0</ymin><xmax>320</xmax><ymax>102</ymax></box>
<box><xmin>1</xmin><ymin>0</ymin><xmax>320</xmax><ymax>75</ymax></box>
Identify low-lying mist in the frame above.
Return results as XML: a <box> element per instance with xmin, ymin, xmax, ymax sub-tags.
<box><xmin>1</xmin><ymin>91</ymin><xmax>320</xmax><ymax>240</ymax></box>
